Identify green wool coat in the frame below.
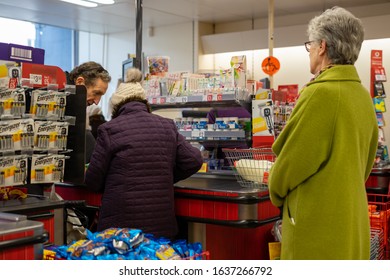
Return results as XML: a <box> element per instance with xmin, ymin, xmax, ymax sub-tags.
<box><xmin>268</xmin><ymin>65</ymin><xmax>378</xmax><ymax>260</ymax></box>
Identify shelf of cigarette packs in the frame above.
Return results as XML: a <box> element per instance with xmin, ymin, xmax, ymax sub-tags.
<box><xmin>367</xmin><ymin>193</ymin><xmax>390</xmax><ymax>259</ymax></box>
<box><xmin>148</xmin><ymin>88</ymin><xmax>252</xmax><ymax>142</ymax></box>
<box><xmin>0</xmin><ymin>83</ymin><xmax>76</xmax><ymax>189</ymax></box>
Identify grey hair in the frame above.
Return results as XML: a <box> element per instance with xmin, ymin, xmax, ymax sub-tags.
<box><xmin>307</xmin><ymin>6</ymin><xmax>364</xmax><ymax>65</ymax></box>
<box><xmin>69</xmin><ymin>61</ymin><xmax>111</xmax><ymax>87</ymax></box>
<box><xmin>125</xmin><ymin>67</ymin><xmax>143</xmax><ymax>83</ymax></box>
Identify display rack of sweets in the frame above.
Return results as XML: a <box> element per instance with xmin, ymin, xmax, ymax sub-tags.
<box><xmin>44</xmin><ymin>227</ymin><xmax>208</xmax><ymax>260</ymax></box>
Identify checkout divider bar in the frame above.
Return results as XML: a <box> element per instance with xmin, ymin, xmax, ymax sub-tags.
<box><xmin>0</xmin><ymin>231</ymin><xmax>48</xmax><ymax>251</ymax></box>
<box><xmin>177</xmin><ymin>216</ymin><xmax>280</xmax><ymax>228</ymax></box>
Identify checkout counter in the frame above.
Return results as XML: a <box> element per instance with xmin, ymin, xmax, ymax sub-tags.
<box><xmin>0</xmin><ymin>197</ymin><xmax>65</xmax><ymax>260</ymax></box>
<box><xmin>0</xmin><ymin>196</ymin><xmax>66</xmax><ymax>246</ymax></box>
<box><xmin>366</xmin><ymin>166</ymin><xmax>390</xmax><ymax>195</ymax></box>
<box><xmin>174</xmin><ymin>171</ymin><xmax>280</xmax><ymax>260</ymax></box>
<box><xmin>54</xmin><ymin>170</ymin><xmax>280</xmax><ymax>260</ymax></box>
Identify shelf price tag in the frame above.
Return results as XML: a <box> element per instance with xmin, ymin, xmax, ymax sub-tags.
<box><xmin>30</xmin><ymin>74</ymin><xmax>43</xmax><ymax>85</ymax></box>
<box><xmin>159</xmin><ymin>97</ymin><xmax>166</xmax><ymax>104</ymax></box>
<box><xmin>168</xmin><ymin>96</ymin><xmax>176</xmax><ymax>103</ymax></box>
<box><xmin>202</xmin><ymin>94</ymin><xmax>213</xmax><ymax>102</ymax></box>
<box><xmin>216</xmin><ymin>93</ymin><xmax>223</xmax><ymax>101</ymax></box>
<box><xmin>191</xmin><ymin>131</ymin><xmax>200</xmax><ymax>138</ymax></box>
<box><xmin>177</xmin><ymin>96</ymin><xmax>188</xmax><ymax>103</ymax></box>
<box><xmin>151</xmin><ymin>97</ymin><xmax>157</xmax><ymax>104</ymax></box>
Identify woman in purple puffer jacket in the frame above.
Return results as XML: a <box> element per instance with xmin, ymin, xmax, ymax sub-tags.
<box><xmin>84</xmin><ymin>68</ymin><xmax>203</xmax><ymax>239</ymax></box>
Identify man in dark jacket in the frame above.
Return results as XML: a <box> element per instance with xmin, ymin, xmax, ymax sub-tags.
<box><xmin>67</xmin><ymin>61</ymin><xmax>112</xmax><ymax>162</ymax></box>
<box><xmin>84</xmin><ymin>68</ymin><xmax>203</xmax><ymax>239</ymax></box>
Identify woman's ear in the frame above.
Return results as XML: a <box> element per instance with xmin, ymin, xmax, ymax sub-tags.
<box><xmin>75</xmin><ymin>76</ymin><xmax>85</xmax><ymax>85</ymax></box>
<box><xmin>319</xmin><ymin>40</ymin><xmax>327</xmax><ymax>56</ymax></box>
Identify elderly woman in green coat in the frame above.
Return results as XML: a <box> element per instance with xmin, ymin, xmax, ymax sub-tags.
<box><xmin>268</xmin><ymin>6</ymin><xmax>378</xmax><ymax>260</ymax></box>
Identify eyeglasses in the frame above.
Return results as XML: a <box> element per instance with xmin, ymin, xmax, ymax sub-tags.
<box><xmin>304</xmin><ymin>41</ymin><xmax>314</xmax><ymax>52</ymax></box>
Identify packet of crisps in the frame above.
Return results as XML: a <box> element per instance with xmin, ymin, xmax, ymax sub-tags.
<box><xmin>90</xmin><ymin>227</ymin><xmax>144</xmax><ymax>254</ymax></box>
<box><xmin>67</xmin><ymin>239</ymin><xmax>109</xmax><ymax>259</ymax></box>
<box><xmin>156</xmin><ymin>244</ymin><xmax>181</xmax><ymax>260</ymax></box>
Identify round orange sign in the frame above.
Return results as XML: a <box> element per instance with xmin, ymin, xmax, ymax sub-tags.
<box><xmin>261</xmin><ymin>56</ymin><xmax>280</xmax><ymax>76</ymax></box>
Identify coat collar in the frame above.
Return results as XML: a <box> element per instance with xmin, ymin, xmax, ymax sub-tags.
<box><xmin>307</xmin><ymin>65</ymin><xmax>361</xmax><ymax>87</ymax></box>
<box><xmin>117</xmin><ymin>101</ymin><xmax>149</xmax><ymax>116</ymax></box>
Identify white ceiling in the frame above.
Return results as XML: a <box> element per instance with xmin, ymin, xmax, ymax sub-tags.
<box><xmin>0</xmin><ymin>0</ymin><xmax>389</xmax><ymax>34</ymax></box>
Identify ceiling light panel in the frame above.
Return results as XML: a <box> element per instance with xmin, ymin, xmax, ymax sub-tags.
<box><xmin>60</xmin><ymin>0</ymin><xmax>98</xmax><ymax>8</ymax></box>
<box><xmin>89</xmin><ymin>0</ymin><xmax>115</xmax><ymax>4</ymax></box>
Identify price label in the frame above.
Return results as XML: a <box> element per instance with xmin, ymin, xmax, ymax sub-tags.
<box><xmin>216</xmin><ymin>93</ymin><xmax>223</xmax><ymax>101</ymax></box>
<box><xmin>375</xmin><ymin>74</ymin><xmax>387</xmax><ymax>82</ymax></box>
<box><xmin>151</xmin><ymin>98</ymin><xmax>157</xmax><ymax>104</ymax></box>
<box><xmin>30</xmin><ymin>74</ymin><xmax>42</xmax><ymax>85</ymax></box>
<box><xmin>159</xmin><ymin>97</ymin><xmax>166</xmax><ymax>104</ymax></box>
<box><xmin>168</xmin><ymin>97</ymin><xmax>176</xmax><ymax>103</ymax></box>
<box><xmin>202</xmin><ymin>94</ymin><xmax>213</xmax><ymax>102</ymax></box>
<box><xmin>191</xmin><ymin>131</ymin><xmax>200</xmax><ymax>138</ymax></box>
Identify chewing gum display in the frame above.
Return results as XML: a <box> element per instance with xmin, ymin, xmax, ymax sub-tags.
<box><xmin>30</xmin><ymin>154</ymin><xmax>65</xmax><ymax>184</ymax></box>
<box><xmin>30</xmin><ymin>90</ymin><xmax>66</xmax><ymax>119</ymax></box>
<box><xmin>34</xmin><ymin>121</ymin><xmax>68</xmax><ymax>151</ymax></box>
<box><xmin>0</xmin><ymin>156</ymin><xmax>28</xmax><ymax>187</ymax></box>
<box><xmin>0</xmin><ymin>88</ymin><xmax>26</xmax><ymax>117</ymax></box>
<box><xmin>50</xmin><ymin>228</ymin><xmax>204</xmax><ymax>260</ymax></box>
<box><xmin>0</xmin><ymin>118</ymin><xmax>35</xmax><ymax>151</ymax></box>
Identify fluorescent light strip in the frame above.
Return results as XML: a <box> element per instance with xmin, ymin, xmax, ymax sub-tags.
<box><xmin>90</xmin><ymin>0</ymin><xmax>115</xmax><ymax>4</ymax></box>
<box><xmin>60</xmin><ymin>0</ymin><xmax>98</xmax><ymax>8</ymax></box>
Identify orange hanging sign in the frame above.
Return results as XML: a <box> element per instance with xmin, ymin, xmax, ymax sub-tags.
<box><xmin>261</xmin><ymin>56</ymin><xmax>280</xmax><ymax>76</ymax></box>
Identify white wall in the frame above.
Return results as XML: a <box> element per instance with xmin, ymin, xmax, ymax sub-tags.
<box><xmin>78</xmin><ymin>32</ymin><xmax>105</xmax><ymax>64</ymax></box>
<box><xmin>103</xmin><ymin>30</ymin><xmax>136</xmax><ymax>118</ymax></box>
<box><xmin>143</xmin><ymin>21</ymin><xmax>194</xmax><ymax>73</ymax></box>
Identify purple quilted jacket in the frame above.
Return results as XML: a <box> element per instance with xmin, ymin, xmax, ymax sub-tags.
<box><xmin>84</xmin><ymin>101</ymin><xmax>203</xmax><ymax>238</ymax></box>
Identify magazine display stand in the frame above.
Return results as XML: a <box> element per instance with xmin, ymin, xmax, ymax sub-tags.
<box><xmin>371</xmin><ymin>50</ymin><xmax>388</xmax><ymax>167</ymax></box>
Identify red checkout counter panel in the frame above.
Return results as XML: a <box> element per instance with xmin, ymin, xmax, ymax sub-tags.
<box><xmin>174</xmin><ymin>172</ymin><xmax>280</xmax><ymax>260</ymax></box>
